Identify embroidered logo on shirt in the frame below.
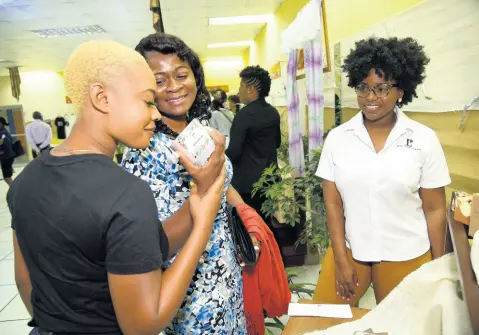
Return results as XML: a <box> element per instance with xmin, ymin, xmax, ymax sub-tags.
<box><xmin>397</xmin><ymin>138</ymin><xmax>422</xmax><ymax>151</ymax></box>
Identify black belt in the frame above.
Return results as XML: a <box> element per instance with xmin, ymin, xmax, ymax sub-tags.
<box><xmin>36</xmin><ymin>145</ymin><xmax>51</xmax><ymax>152</ymax></box>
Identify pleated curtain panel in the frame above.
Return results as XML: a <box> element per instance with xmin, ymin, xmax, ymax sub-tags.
<box><xmin>9</xmin><ymin>66</ymin><xmax>21</xmax><ymax>101</ymax></box>
<box><xmin>304</xmin><ymin>36</ymin><xmax>325</xmax><ymax>152</ymax></box>
<box><xmin>286</xmin><ymin>49</ymin><xmax>306</xmax><ymax>175</ymax></box>
<box><xmin>281</xmin><ymin>0</ymin><xmax>325</xmax><ymax>163</ymax></box>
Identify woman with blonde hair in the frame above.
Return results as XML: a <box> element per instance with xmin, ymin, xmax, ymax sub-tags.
<box><xmin>8</xmin><ymin>40</ymin><xmax>226</xmax><ymax>335</ymax></box>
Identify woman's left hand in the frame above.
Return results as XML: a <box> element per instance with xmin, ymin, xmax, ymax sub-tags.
<box><xmin>250</xmin><ymin>233</ymin><xmax>261</xmax><ymax>260</ymax></box>
<box><xmin>240</xmin><ymin>233</ymin><xmax>262</xmax><ymax>268</ymax></box>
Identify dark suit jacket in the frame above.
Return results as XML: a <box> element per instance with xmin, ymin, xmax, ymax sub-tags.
<box><xmin>226</xmin><ymin>99</ymin><xmax>281</xmax><ymax>194</ymax></box>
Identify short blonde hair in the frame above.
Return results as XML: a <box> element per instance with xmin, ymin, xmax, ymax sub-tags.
<box><xmin>64</xmin><ymin>40</ymin><xmax>146</xmax><ymax>113</ymax></box>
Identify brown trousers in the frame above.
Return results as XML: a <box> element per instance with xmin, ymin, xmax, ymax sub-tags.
<box><xmin>313</xmin><ymin>246</ymin><xmax>432</xmax><ymax>306</ymax></box>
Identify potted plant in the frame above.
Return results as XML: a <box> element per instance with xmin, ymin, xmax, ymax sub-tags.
<box><xmin>253</xmin><ymin>128</ymin><xmax>337</xmax><ymax>266</ymax></box>
<box><xmin>265</xmin><ymin>268</ymin><xmax>316</xmax><ymax>334</ymax></box>
<box><xmin>253</xmin><ymin>139</ymin><xmax>329</xmax><ymax>266</ymax></box>
<box><xmin>115</xmin><ymin>143</ymin><xmax>125</xmax><ymax>164</ymax></box>
<box><xmin>260</xmin><ymin>130</ymin><xmax>336</xmax><ymax>332</ymax></box>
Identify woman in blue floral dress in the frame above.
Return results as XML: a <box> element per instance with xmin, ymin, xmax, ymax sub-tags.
<box><xmin>122</xmin><ymin>33</ymin><xmax>247</xmax><ymax>334</ymax></box>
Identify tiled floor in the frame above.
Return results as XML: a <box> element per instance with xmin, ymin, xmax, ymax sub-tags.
<box><xmin>0</xmin><ymin>166</ymin><xmax>34</xmax><ymax>334</ymax></box>
<box><xmin>0</xmin><ymin>166</ymin><xmax>375</xmax><ymax>334</ymax></box>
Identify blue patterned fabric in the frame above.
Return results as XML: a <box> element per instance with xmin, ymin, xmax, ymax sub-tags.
<box><xmin>122</xmin><ymin>129</ymin><xmax>246</xmax><ymax>335</ymax></box>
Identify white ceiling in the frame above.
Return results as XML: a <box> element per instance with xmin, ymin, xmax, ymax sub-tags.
<box><xmin>0</xmin><ymin>0</ymin><xmax>155</xmax><ymax>75</ymax></box>
<box><xmin>0</xmin><ymin>0</ymin><xmax>284</xmax><ymax>75</ymax></box>
<box><xmin>161</xmin><ymin>0</ymin><xmax>284</xmax><ymax>59</ymax></box>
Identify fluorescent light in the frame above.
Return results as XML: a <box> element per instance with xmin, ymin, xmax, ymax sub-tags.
<box><xmin>204</xmin><ymin>57</ymin><xmax>243</xmax><ymax>62</ymax></box>
<box><xmin>21</xmin><ymin>71</ymin><xmax>58</xmax><ymax>79</ymax></box>
<box><xmin>209</xmin><ymin>14</ymin><xmax>273</xmax><ymax>26</ymax></box>
<box><xmin>208</xmin><ymin>41</ymin><xmax>253</xmax><ymax>49</ymax></box>
<box><xmin>31</xmin><ymin>25</ymin><xmax>106</xmax><ymax>38</ymax></box>
<box><xmin>203</xmin><ymin>57</ymin><xmax>244</xmax><ymax>68</ymax></box>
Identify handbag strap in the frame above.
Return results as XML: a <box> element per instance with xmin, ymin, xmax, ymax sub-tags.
<box><xmin>219</xmin><ymin>109</ymin><xmax>234</xmax><ymax>124</ymax></box>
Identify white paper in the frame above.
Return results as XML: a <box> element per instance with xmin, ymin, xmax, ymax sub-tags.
<box><xmin>287</xmin><ymin>303</ymin><xmax>353</xmax><ymax>319</ymax></box>
<box><xmin>171</xmin><ymin>119</ymin><xmax>215</xmax><ymax>166</ymax></box>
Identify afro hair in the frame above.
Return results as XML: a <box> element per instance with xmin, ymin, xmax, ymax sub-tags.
<box><xmin>135</xmin><ymin>33</ymin><xmax>211</xmax><ymax>121</ymax></box>
<box><xmin>342</xmin><ymin>37</ymin><xmax>430</xmax><ymax>107</ymax></box>
<box><xmin>64</xmin><ymin>40</ymin><xmax>147</xmax><ymax>113</ymax></box>
<box><xmin>240</xmin><ymin>65</ymin><xmax>272</xmax><ymax>99</ymax></box>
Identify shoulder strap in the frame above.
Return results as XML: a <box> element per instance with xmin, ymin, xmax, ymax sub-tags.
<box><xmin>219</xmin><ymin>109</ymin><xmax>234</xmax><ymax>123</ymax></box>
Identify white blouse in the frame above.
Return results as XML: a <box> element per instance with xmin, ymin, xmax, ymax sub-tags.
<box><xmin>316</xmin><ymin>109</ymin><xmax>451</xmax><ymax>262</ymax></box>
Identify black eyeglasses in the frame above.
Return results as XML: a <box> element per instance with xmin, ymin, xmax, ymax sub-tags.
<box><xmin>355</xmin><ymin>83</ymin><xmax>398</xmax><ymax>98</ymax></box>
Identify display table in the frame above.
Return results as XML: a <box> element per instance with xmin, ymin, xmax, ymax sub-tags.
<box><xmin>447</xmin><ymin>206</ymin><xmax>479</xmax><ymax>334</ymax></box>
<box><xmin>282</xmin><ymin>299</ymin><xmax>370</xmax><ymax>335</ymax></box>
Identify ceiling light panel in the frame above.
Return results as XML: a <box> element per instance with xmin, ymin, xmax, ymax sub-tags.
<box><xmin>31</xmin><ymin>25</ymin><xmax>106</xmax><ymax>38</ymax></box>
<box><xmin>209</xmin><ymin>14</ymin><xmax>273</xmax><ymax>26</ymax></box>
<box><xmin>203</xmin><ymin>57</ymin><xmax>244</xmax><ymax>67</ymax></box>
<box><xmin>208</xmin><ymin>41</ymin><xmax>253</xmax><ymax>48</ymax></box>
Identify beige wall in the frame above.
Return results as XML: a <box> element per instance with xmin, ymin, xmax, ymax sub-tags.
<box><xmin>245</xmin><ymin>0</ymin><xmax>426</xmax><ymax>69</ymax></box>
<box><xmin>246</xmin><ymin>0</ymin><xmax>310</xmax><ymax>69</ymax></box>
<box><xmin>0</xmin><ymin>72</ymin><xmax>73</xmax><ymax>122</ymax></box>
<box><xmin>203</xmin><ymin>0</ymin><xmax>312</xmax><ymax>91</ymax></box>
<box><xmin>203</xmin><ymin>58</ymin><xmax>244</xmax><ymax>94</ymax></box>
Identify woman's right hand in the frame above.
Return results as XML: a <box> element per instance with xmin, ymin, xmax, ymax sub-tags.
<box><xmin>188</xmin><ymin>165</ymin><xmax>226</xmax><ymax>231</ymax></box>
<box><xmin>178</xmin><ymin>129</ymin><xmax>226</xmax><ymax>195</ymax></box>
<box><xmin>335</xmin><ymin>258</ymin><xmax>359</xmax><ymax>301</ymax></box>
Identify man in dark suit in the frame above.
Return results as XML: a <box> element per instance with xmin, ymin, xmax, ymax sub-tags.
<box><xmin>226</xmin><ymin>66</ymin><xmax>281</xmax><ymax>224</ymax></box>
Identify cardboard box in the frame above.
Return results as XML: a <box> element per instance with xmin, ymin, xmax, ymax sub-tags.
<box><xmin>453</xmin><ymin>191</ymin><xmax>472</xmax><ymax>225</ymax></box>
<box><xmin>469</xmin><ymin>193</ymin><xmax>479</xmax><ymax>237</ymax></box>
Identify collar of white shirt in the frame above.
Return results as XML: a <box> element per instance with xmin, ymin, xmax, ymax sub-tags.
<box><xmin>343</xmin><ymin>106</ymin><xmax>413</xmax><ymax>152</ymax></box>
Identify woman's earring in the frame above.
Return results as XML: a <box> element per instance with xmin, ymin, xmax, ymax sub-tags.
<box><xmin>398</xmin><ymin>98</ymin><xmax>403</xmax><ymax>103</ymax></box>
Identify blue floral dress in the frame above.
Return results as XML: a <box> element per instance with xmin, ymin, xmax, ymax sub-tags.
<box><xmin>122</xmin><ymin>129</ymin><xmax>246</xmax><ymax>335</ymax></box>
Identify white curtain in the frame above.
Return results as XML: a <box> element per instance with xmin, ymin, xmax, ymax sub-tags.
<box><xmin>304</xmin><ymin>33</ymin><xmax>325</xmax><ymax>153</ymax></box>
<box><xmin>282</xmin><ymin>0</ymin><xmax>325</xmax><ymax>157</ymax></box>
<box><xmin>281</xmin><ymin>0</ymin><xmax>323</xmax><ymax>54</ymax></box>
<box><xmin>286</xmin><ymin>50</ymin><xmax>305</xmax><ymax>174</ymax></box>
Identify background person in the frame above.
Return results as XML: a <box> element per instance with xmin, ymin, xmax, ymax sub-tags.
<box><xmin>0</xmin><ymin>117</ymin><xmax>15</xmax><ymax>186</ymax></box>
<box><xmin>26</xmin><ymin>111</ymin><xmax>52</xmax><ymax>158</ymax></box>
<box><xmin>226</xmin><ymin>65</ymin><xmax>281</xmax><ymax>225</ymax></box>
<box><xmin>227</xmin><ymin>94</ymin><xmax>241</xmax><ymax>114</ymax></box>
<box><xmin>211</xmin><ymin>88</ymin><xmax>226</xmax><ymax>110</ymax></box>
<box><xmin>210</xmin><ymin>88</ymin><xmax>235</xmax><ymax>139</ymax></box>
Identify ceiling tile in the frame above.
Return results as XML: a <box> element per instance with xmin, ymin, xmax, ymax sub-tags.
<box><xmin>161</xmin><ymin>0</ymin><xmax>210</xmax><ymax>10</ymax></box>
<box><xmin>0</xmin><ymin>0</ymin><xmax>284</xmax><ymax>74</ymax></box>
<box><xmin>207</xmin><ymin>0</ymin><xmax>248</xmax><ymax>7</ymax></box>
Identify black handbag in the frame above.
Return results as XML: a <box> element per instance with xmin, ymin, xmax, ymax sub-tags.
<box><xmin>227</xmin><ymin>204</ymin><xmax>257</xmax><ymax>266</ymax></box>
<box><xmin>13</xmin><ymin>140</ymin><xmax>25</xmax><ymax>157</ymax></box>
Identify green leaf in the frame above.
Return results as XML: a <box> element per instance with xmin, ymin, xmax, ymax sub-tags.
<box><xmin>290</xmin><ymin>287</ymin><xmax>315</xmax><ymax>295</ymax></box>
<box><xmin>254</xmin><ymin>140</ymin><xmax>330</xmax><ymax>251</ymax></box>
<box><xmin>286</xmin><ymin>268</ymin><xmax>305</xmax><ymax>278</ymax></box>
<box><xmin>265</xmin><ymin>322</ymin><xmax>284</xmax><ymax>330</ymax></box>
<box><xmin>289</xmin><ymin>283</ymin><xmax>316</xmax><ymax>289</ymax></box>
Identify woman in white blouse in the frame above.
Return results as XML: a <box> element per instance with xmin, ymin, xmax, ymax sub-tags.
<box><xmin>314</xmin><ymin>37</ymin><xmax>450</xmax><ymax>305</ymax></box>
